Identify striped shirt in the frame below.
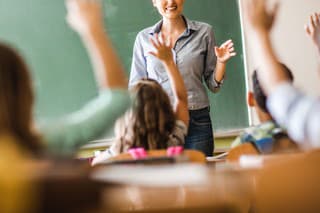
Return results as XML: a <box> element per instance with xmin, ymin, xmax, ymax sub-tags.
<box><xmin>267</xmin><ymin>82</ymin><xmax>320</xmax><ymax>148</ymax></box>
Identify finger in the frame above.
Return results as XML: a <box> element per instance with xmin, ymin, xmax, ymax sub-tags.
<box><xmin>256</xmin><ymin>0</ymin><xmax>265</xmax><ymax>14</ymax></box>
<box><xmin>66</xmin><ymin>0</ymin><xmax>78</xmax><ymax>12</ymax></box>
<box><xmin>229</xmin><ymin>47</ymin><xmax>235</xmax><ymax>52</ymax></box>
<box><xmin>310</xmin><ymin>14</ymin><xmax>316</xmax><ymax>28</ymax></box>
<box><xmin>230</xmin><ymin>52</ymin><xmax>237</xmax><ymax>57</ymax></box>
<box><xmin>154</xmin><ymin>33</ymin><xmax>162</xmax><ymax>46</ymax></box>
<box><xmin>312</xmin><ymin>13</ymin><xmax>318</xmax><ymax>24</ymax></box>
<box><xmin>165</xmin><ymin>38</ymin><xmax>171</xmax><ymax>47</ymax></box>
<box><xmin>221</xmin><ymin>39</ymin><xmax>232</xmax><ymax>47</ymax></box>
<box><xmin>315</xmin><ymin>12</ymin><xmax>320</xmax><ymax>25</ymax></box>
<box><xmin>306</xmin><ymin>15</ymin><xmax>315</xmax><ymax>34</ymax></box>
<box><xmin>65</xmin><ymin>0</ymin><xmax>72</xmax><ymax>10</ymax></box>
<box><xmin>164</xmin><ymin>35</ymin><xmax>171</xmax><ymax>47</ymax></box>
<box><xmin>148</xmin><ymin>51</ymin><xmax>157</xmax><ymax>57</ymax></box>
<box><xmin>305</xmin><ymin>24</ymin><xmax>311</xmax><ymax>35</ymax></box>
<box><xmin>160</xmin><ymin>33</ymin><xmax>166</xmax><ymax>45</ymax></box>
<box><xmin>149</xmin><ymin>37</ymin><xmax>160</xmax><ymax>49</ymax></box>
<box><xmin>227</xmin><ymin>42</ymin><xmax>234</xmax><ymax>49</ymax></box>
<box><xmin>66</xmin><ymin>13</ymin><xmax>78</xmax><ymax>28</ymax></box>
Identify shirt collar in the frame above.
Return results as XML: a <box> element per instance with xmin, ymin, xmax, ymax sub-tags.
<box><xmin>148</xmin><ymin>16</ymin><xmax>200</xmax><ymax>35</ymax></box>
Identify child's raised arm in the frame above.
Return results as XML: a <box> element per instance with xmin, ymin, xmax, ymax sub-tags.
<box><xmin>305</xmin><ymin>12</ymin><xmax>320</xmax><ymax>55</ymax></box>
<box><xmin>41</xmin><ymin>0</ymin><xmax>130</xmax><ymax>155</ymax></box>
<box><xmin>66</xmin><ymin>0</ymin><xmax>127</xmax><ymax>90</ymax></box>
<box><xmin>149</xmin><ymin>34</ymin><xmax>189</xmax><ymax>127</ymax></box>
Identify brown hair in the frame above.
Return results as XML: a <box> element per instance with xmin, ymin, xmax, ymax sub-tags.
<box><xmin>253</xmin><ymin>63</ymin><xmax>294</xmax><ymax>113</ymax></box>
<box><xmin>0</xmin><ymin>43</ymin><xmax>43</xmax><ymax>155</ymax></box>
<box><xmin>116</xmin><ymin>79</ymin><xmax>176</xmax><ymax>151</ymax></box>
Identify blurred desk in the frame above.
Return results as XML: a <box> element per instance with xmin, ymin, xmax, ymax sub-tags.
<box><xmin>93</xmin><ymin>151</ymin><xmax>316</xmax><ymax>212</ymax></box>
<box><xmin>92</xmin><ymin>164</ymin><xmax>254</xmax><ymax>213</ymax></box>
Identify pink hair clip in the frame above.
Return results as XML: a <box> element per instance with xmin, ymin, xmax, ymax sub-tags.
<box><xmin>167</xmin><ymin>146</ymin><xmax>184</xmax><ymax>157</ymax></box>
<box><xmin>128</xmin><ymin>148</ymin><xmax>147</xmax><ymax>160</ymax></box>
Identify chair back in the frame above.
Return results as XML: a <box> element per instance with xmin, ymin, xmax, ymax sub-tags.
<box><xmin>227</xmin><ymin>143</ymin><xmax>259</xmax><ymax>162</ymax></box>
<box><xmin>108</xmin><ymin>149</ymin><xmax>206</xmax><ymax>164</ymax></box>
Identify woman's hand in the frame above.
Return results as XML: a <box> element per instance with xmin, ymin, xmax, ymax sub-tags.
<box><xmin>66</xmin><ymin>0</ymin><xmax>104</xmax><ymax>36</ymax></box>
<box><xmin>149</xmin><ymin>33</ymin><xmax>174</xmax><ymax>64</ymax></box>
<box><xmin>305</xmin><ymin>13</ymin><xmax>320</xmax><ymax>50</ymax></box>
<box><xmin>215</xmin><ymin>39</ymin><xmax>236</xmax><ymax>64</ymax></box>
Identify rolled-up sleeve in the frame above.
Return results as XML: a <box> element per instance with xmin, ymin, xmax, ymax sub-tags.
<box><xmin>40</xmin><ymin>89</ymin><xmax>131</xmax><ymax>155</ymax></box>
<box><xmin>203</xmin><ymin>27</ymin><xmax>221</xmax><ymax>93</ymax></box>
<box><xmin>129</xmin><ymin>32</ymin><xmax>148</xmax><ymax>88</ymax></box>
<box><xmin>267</xmin><ymin>82</ymin><xmax>320</xmax><ymax>148</ymax></box>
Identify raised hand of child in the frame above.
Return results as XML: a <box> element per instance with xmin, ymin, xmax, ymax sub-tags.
<box><xmin>305</xmin><ymin>13</ymin><xmax>320</xmax><ymax>50</ymax></box>
<box><xmin>66</xmin><ymin>0</ymin><xmax>104</xmax><ymax>36</ymax></box>
<box><xmin>244</xmin><ymin>0</ymin><xmax>279</xmax><ymax>33</ymax></box>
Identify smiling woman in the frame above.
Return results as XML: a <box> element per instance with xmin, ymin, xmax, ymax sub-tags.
<box><xmin>129</xmin><ymin>0</ymin><xmax>236</xmax><ymax>156</ymax></box>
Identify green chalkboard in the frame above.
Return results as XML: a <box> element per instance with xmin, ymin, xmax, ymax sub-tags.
<box><xmin>0</xmin><ymin>0</ymin><xmax>248</xmax><ymax>132</ymax></box>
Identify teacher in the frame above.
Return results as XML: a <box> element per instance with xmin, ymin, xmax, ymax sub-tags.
<box><xmin>129</xmin><ymin>0</ymin><xmax>236</xmax><ymax>156</ymax></box>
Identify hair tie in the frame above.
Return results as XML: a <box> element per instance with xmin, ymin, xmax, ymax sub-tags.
<box><xmin>167</xmin><ymin>146</ymin><xmax>184</xmax><ymax>157</ymax></box>
<box><xmin>128</xmin><ymin>148</ymin><xmax>147</xmax><ymax>159</ymax></box>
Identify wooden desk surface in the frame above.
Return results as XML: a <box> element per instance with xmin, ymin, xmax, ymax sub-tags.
<box><xmin>92</xmin><ymin>164</ymin><xmax>254</xmax><ymax>213</ymax></box>
<box><xmin>93</xmin><ymin>150</ymin><xmax>320</xmax><ymax>212</ymax></box>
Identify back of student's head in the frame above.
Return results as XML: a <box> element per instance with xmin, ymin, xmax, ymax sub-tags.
<box><xmin>252</xmin><ymin>63</ymin><xmax>294</xmax><ymax>114</ymax></box>
<box><xmin>0</xmin><ymin>43</ymin><xmax>42</xmax><ymax>155</ymax></box>
<box><xmin>116</xmin><ymin>78</ymin><xmax>176</xmax><ymax>151</ymax></box>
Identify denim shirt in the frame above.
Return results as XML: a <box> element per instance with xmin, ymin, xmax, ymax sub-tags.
<box><xmin>129</xmin><ymin>16</ymin><xmax>222</xmax><ymax>110</ymax></box>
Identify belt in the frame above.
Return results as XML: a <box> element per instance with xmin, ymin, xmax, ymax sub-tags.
<box><xmin>189</xmin><ymin>107</ymin><xmax>210</xmax><ymax>113</ymax></box>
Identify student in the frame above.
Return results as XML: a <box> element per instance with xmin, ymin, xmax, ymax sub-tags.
<box><xmin>231</xmin><ymin>65</ymin><xmax>296</xmax><ymax>153</ymax></box>
<box><xmin>92</xmin><ymin>33</ymin><xmax>189</xmax><ymax>165</ymax></box>
<box><xmin>129</xmin><ymin>0</ymin><xmax>236</xmax><ymax>156</ymax></box>
<box><xmin>0</xmin><ymin>0</ymin><xmax>130</xmax><ymax>156</ymax></box>
<box><xmin>243</xmin><ymin>0</ymin><xmax>320</xmax><ymax>148</ymax></box>
<box><xmin>0</xmin><ymin>43</ymin><xmax>44</xmax><ymax>157</ymax></box>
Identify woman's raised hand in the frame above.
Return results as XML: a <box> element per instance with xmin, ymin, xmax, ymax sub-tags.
<box><xmin>215</xmin><ymin>39</ymin><xmax>236</xmax><ymax>64</ymax></box>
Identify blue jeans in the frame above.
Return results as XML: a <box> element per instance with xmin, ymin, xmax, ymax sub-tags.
<box><xmin>184</xmin><ymin>107</ymin><xmax>214</xmax><ymax>156</ymax></box>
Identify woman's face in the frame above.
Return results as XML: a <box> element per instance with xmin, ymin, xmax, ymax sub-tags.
<box><xmin>152</xmin><ymin>0</ymin><xmax>185</xmax><ymax>20</ymax></box>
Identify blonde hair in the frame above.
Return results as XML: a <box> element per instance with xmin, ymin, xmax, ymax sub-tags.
<box><xmin>115</xmin><ymin>79</ymin><xmax>176</xmax><ymax>152</ymax></box>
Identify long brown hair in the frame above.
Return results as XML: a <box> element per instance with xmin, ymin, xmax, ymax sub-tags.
<box><xmin>0</xmin><ymin>43</ymin><xmax>42</xmax><ymax>155</ymax></box>
<box><xmin>115</xmin><ymin>79</ymin><xmax>176</xmax><ymax>151</ymax></box>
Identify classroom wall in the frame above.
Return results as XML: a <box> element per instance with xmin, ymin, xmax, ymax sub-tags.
<box><xmin>240</xmin><ymin>0</ymin><xmax>320</xmax><ymax>125</ymax></box>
